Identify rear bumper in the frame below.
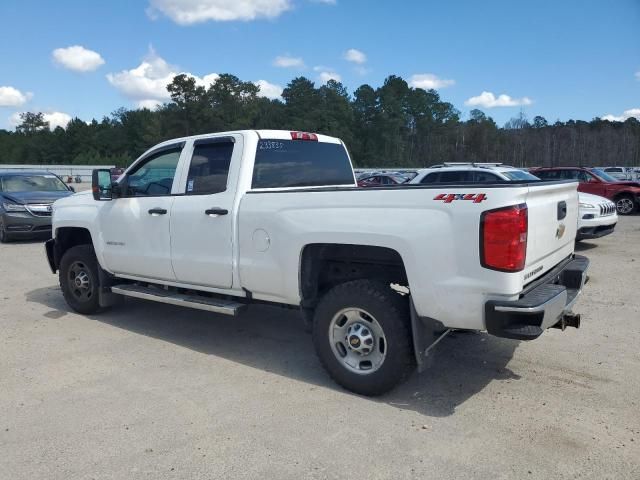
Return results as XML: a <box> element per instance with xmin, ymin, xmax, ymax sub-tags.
<box><xmin>485</xmin><ymin>255</ymin><xmax>589</xmax><ymax>340</ymax></box>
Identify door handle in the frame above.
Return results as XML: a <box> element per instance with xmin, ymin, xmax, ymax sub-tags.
<box><xmin>557</xmin><ymin>201</ymin><xmax>567</xmax><ymax>220</ymax></box>
<box><xmin>205</xmin><ymin>208</ymin><xmax>228</xmax><ymax>216</ymax></box>
<box><xmin>148</xmin><ymin>208</ymin><xmax>167</xmax><ymax>215</ymax></box>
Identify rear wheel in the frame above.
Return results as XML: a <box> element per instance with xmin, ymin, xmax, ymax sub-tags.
<box><xmin>312</xmin><ymin>279</ymin><xmax>414</xmax><ymax>396</ymax></box>
<box><xmin>59</xmin><ymin>245</ymin><xmax>102</xmax><ymax>314</ymax></box>
<box><xmin>615</xmin><ymin>194</ymin><xmax>637</xmax><ymax>215</ymax></box>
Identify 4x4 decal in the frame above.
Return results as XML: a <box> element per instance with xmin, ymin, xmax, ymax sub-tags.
<box><xmin>434</xmin><ymin>193</ymin><xmax>488</xmax><ymax>204</ymax></box>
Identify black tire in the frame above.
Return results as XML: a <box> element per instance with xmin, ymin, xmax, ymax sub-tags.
<box><xmin>312</xmin><ymin>279</ymin><xmax>414</xmax><ymax>396</ymax></box>
<box><xmin>59</xmin><ymin>244</ymin><xmax>102</xmax><ymax>314</ymax></box>
<box><xmin>615</xmin><ymin>194</ymin><xmax>637</xmax><ymax>215</ymax></box>
<box><xmin>0</xmin><ymin>220</ymin><xmax>12</xmax><ymax>243</ymax></box>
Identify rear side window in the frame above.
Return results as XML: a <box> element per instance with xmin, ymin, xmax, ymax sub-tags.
<box><xmin>421</xmin><ymin>173</ymin><xmax>439</xmax><ymax>184</ymax></box>
<box><xmin>252</xmin><ymin>140</ymin><xmax>354</xmax><ymax>189</ymax></box>
<box><xmin>473</xmin><ymin>171</ymin><xmax>501</xmax><ymax>182</ymax></box>
<box><xmin>185</xmin><ymin>140</ymin><xmax>234</xmax><ymax>195</ymax></box>
<box><xmin>438</xmin><ymin>171</ymin><xmax>474</xmax><ymax>182</ymax></box>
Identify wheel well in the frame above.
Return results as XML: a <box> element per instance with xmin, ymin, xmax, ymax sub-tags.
<box><xmin>613</xmin><ymin>191</ymin><xmax>634</xmax><ymax>200</ymax></box>
<box><xmin>53</xmin><ymin>227</ymin><xmax>93</xmax><ymax>268</ymax></box>
<box><xmin>300</xmin><ymin>244</ymin><xmax>408</xmax><ymax>308</ymax></box>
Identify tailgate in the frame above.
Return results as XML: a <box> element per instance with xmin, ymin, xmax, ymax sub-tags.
<box><xmin>524</xmin><ymin>181</ymin><xmax>578</xmax><ymax>276</ymax></box>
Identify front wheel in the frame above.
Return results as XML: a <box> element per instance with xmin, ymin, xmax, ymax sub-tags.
<box><xmin>0</xmin><ymin>220</ymin><xmax>12</xmax><ymax>243</ymax></box>
<box><xmin>312</xmin><ymin>279</ymin><xmax>414</xmax><ymax>396</ymax></box>
<box><xmin>615</xmin><ymin>194</ymin><xmax>637</xmax><ymax>215</ymax></box>
<box><xmin>59</xmin><ymin>244</ymin><xmax>102</xmax><ymax>314</ymax></box>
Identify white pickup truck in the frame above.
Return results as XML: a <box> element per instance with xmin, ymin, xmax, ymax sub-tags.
<box><xmin>45</xmin><ymin>130</ymin><xmax>589</xmax><ymax>395</ymax></box>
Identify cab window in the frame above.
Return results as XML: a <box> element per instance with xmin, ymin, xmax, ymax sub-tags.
<box><xmin>124</xmin><ymin>146</ymin><xmax>182</xmax><ymax>197</ymax></box>
<box><xmin>185</xmin><ymin>140</ymin><xmax>234</xmax><ymax>195</ymax></box>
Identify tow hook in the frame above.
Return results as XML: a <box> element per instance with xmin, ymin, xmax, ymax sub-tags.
<box><xmin>551</xmin><ymin>312</ymin><xmax>581</xmax><ymax>331</ymax></box>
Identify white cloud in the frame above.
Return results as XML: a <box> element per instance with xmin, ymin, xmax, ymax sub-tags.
<box><xmin>602</xmin><ymin>108</ymin><xmax>640</xmax><ymax>122</ymax></box>
<box><xmin>311</xmin><ymin>0</ymin><xmax>336</xmax><ymax>4</ymax></box>
<box><xmin>344</xmin><ymin>48</ymin><xmax>366</xmax><ymax>65</ymax></box>
<box><xmin>254</xmin><ymin>79</ymin><xmax>283</xmax><ymax>99</ymax></box>
<box><xmin>635</xmin><ymin>71</ymin><xmax>640</xmax><ymax>81</ymax></box>
<box><xmin>44</xmin><ymin>111</ymin><xmax>73</xmax><ymax>129</ymax></box>
<box><xmin>319</xmin><ymin>71</ymin><xmax>341</xmax><ymax>83</ymax></box>
<box><xmin>464</xmin><ymin>91</ymin><xmax>532</xmax><ymax>108</ymax></box>
<box><xmin>9</xmin><ymin>111</ymin><xmax>72</xmax><ymax>130</ymax></box>
<box><xmin>273</xmin><ymin>55</ymin><xmax>304</xmax><ymax>68</ymax></box>
<box><xmin>148</xmin><ymin>0</ymin><xmax>291</xmax><ymax>24</ymax></box>
<box><xmin>52</xmin><ymin>45</ymin><xmax>105</xmax><ymax>72</ymax></box>
<box><xmin>409</xmin><ymin>73</ymin><xmax>455</xmax><ymax>90</ymax></box>
<box><xmin>0</xmin><ymin>86</ymin><xmax>33</xmax><ymax>107</ymax></box>
<box><xmin>106</xmin><ymin>49</ymin><xmax>218</xmax><ymax>107</ymax></box>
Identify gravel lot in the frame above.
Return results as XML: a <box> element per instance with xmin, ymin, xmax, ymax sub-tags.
<box><xmin>1</xmin><ymin>217</ymin><xmax>639</xmax><ymax>479</ymax></box>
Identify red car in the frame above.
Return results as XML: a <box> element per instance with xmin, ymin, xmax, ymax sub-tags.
<box><xmin>531</xmin><ymin>167</ymin><xmax>640</xmax><ymax>215</ymax></box>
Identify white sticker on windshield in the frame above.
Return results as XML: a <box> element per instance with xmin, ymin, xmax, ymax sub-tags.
<box><xmin>187</xmin><ymin>179</ymin><xmax>194</xmax><ymax>192</ymax></box>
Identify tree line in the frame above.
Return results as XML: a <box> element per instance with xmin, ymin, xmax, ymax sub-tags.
<box><xmin>1</xmin><ymin>73</ymin><xmax>638</xmax><ymax>168</ymax></box>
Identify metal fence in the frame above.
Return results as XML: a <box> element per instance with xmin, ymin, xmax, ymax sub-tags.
<box><xmin>0</xmin><ymin>164</ymin><xmax>115</xmax><ymax>182</ymax></box>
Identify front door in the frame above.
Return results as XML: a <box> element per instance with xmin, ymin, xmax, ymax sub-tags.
<box><xmin>99</xmin><ymin>145</ymin><xmax>183</xmax><ymax>281</ymax></box>
<box><xmin>170</xmin><ymin>136</ymin><xmax>240</xmax><ymax>288</ymax></box>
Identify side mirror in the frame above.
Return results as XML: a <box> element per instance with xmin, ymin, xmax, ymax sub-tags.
<box><xmin>92</xmin><ymin>169</ymin><xmax>113</xmax><ymax>201</ymax></box>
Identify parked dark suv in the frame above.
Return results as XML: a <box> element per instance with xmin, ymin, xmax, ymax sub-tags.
<box><xmin>530</xmin><ymin>167</ymin><xmax>640</xmax><ymax>215</ymax></box>
<box><xmin>0</xmin><ymin>171</ymin><xmax>75</xmax><ymax>242</ymax></box>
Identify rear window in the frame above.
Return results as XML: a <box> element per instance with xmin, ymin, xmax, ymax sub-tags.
<box><xmin>252</xmin><ymin>140</ymin><xmax>355</xmax><ymax>189</ymax></box>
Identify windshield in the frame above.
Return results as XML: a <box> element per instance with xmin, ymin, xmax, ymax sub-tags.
<box><xmin>502</xmin><ymin>170</ymin><xmax>541</xmax><ymax>181</ymax></box>
<box><xmin>1</xmin><ymin>174</ymin><xmax>69</xmax><ymax>193</ymax></box>
<box><xmin>591</xmin><ymin>169</ymin><xmax>620</xmax><ymax>183</ymax></box>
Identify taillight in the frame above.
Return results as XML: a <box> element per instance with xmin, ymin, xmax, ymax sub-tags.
<box><xmin>290</xmin><ymin>131</ymin><xmax>318</xmax><ymax>141</ymax></box>
<box><xmin>480</xmin><ymin>204</ymin><xmax>528</xmax><ymax>272</ymax></box>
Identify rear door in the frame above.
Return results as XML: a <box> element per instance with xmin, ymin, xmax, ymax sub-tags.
<box><xmin>169</xmin><ymin>135</ymin><xmax>242</xmax><ymax>288</ymax></box>
<box><xmin>524</xmin><ymin>181</ymin><xmax>578</xmax><ymax>269</ymax></box>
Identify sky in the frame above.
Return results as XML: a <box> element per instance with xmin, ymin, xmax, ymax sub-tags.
<box><xmin>0</xmin><ymin>0</ymin><xmax>639</xmax><ymax>130</ymax></box>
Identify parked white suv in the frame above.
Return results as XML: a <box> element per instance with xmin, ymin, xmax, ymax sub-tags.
<box><xmin>411</xmin><ymin>163</ymin><xmax>617</xmax><ymax>242</ymax></box>
<box><xmin>45</xmin><ymin>135</ymin><xmax>589</xmax><ymax>395</ymax></box>
<box><xmin>577</xmin><ymin>193</ymin><xmax>617</xmax><ymax>241</ymax></box>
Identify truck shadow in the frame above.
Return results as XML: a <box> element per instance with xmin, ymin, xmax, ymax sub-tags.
<box><xmin>26</xmin><ymin>286</ymin><xmax>520</xmax><ymax>418</ymax></box>
<box><xmin>574</xmin><ymin>242</ymin><xmax>599</xmax><ymax>252</ymax></box>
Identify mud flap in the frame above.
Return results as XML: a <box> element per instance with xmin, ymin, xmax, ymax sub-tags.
<box><xmin>410</xmin><ymin>299</ymin><xmax>448</xmax><ymax>373</ymax></box>
<box><xmin>98</xmin><ymin>266</ymin><xmax>123</xmax><ymax>308</ymax></box>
